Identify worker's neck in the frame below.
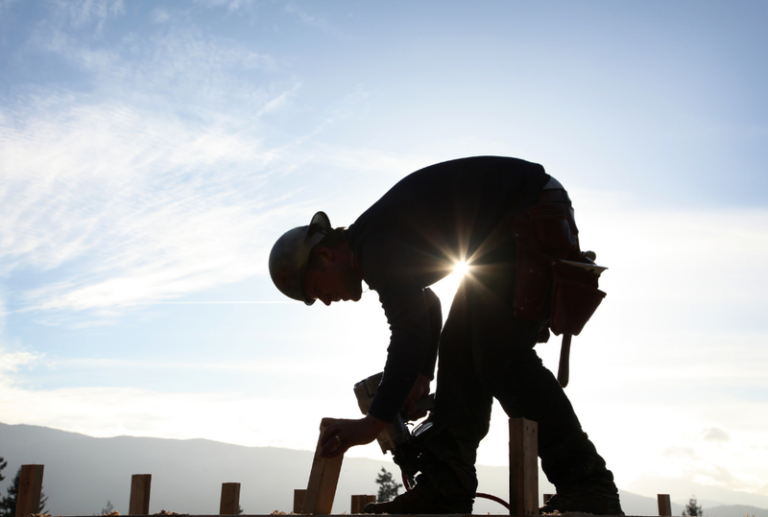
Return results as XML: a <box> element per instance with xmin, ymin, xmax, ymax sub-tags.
<box><xmin>341</xmin><ymin>238</ymin><xmax>364</xmax><ymax>282</ymax></box>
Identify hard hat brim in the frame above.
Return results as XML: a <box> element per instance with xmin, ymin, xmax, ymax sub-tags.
<box><xmin>269</xmin><ymin>211</ymin><xmax>332</xmax><ymax>305</ymax></box>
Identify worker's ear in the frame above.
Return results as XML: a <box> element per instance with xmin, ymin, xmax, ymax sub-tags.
<box><xmin>313</xmin><ymin>246</ymin><xmax>336</xmax><ymax>263</ymax></box>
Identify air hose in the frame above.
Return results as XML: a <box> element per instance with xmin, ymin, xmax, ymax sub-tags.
<box><xmin>401</xmin><ymin>472</ymin><xmax>510</xmax><ymax>510</ymax></box>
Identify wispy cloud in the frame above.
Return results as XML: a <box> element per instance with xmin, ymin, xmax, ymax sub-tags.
<box><xmin>0</xmin><ymin>346</ymin><xmax>42</xmax><ymax>376</ymax></box>
<box><xmin>0</xmin><ymin>97</ymin><xmax>310</xmax><ymax>316</ymax></box>
<box><xmin>283</xmin><ymin>3</ymin><xmax>338</xmax><ymax>36</ymax></box>
<box><xmin>49</xmin><ymin>0</ymin><xmax>126</xmax><ymax>33</ymax></box>
<box><xmin>0</xmin><ymin>3</ymin><xmax>326</xmax><ymax>320</ymax></box>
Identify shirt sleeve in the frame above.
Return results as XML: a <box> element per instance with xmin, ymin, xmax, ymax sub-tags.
<box><xmin>368</xmin><ymin>282</ymin><xmax>434</xmax><ymax>423</ymax></box>
<box><xmin>421</xmin><ymin>287</ymin><xmax>442</xmax><ymax>379</ymax></box>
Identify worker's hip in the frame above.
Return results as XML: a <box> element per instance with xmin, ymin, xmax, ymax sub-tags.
<box><xmin>510</xmin><ymin>180</ymin><xmax>581</xmax><ymax>325</ymax></box>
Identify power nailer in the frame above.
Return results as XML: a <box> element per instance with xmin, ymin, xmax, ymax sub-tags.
<box><xmin>354</xmin><ymin>372</ymin><xmax>510</xmax><ymax>508</ymax></box>
<box><xmin>353</xmin><ymin>371</ymin><xmax>434</xmax><ymax>488</ymax></box>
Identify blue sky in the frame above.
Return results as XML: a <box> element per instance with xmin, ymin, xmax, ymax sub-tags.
<box><xmin>1</xmin><ymin>0</ymin><xmax>767</xmax><ymax>507</ymax></box>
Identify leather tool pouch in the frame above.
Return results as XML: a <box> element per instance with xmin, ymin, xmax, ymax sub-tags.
<box><xmin>512</xmin><ymin>201</ymin><xmax>605</xmax><ymax>336</ymax></box>
<box><xmin>549</xmin><ymin>260</ymin><xmax>606</xmax><ymax>336</ymax></box>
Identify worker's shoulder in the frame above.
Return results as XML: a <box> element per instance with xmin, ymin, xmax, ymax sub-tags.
<box><xmin>420</xmin><ymin>155</ymin><xmax>542</xmax><ymax>169</ymax></box>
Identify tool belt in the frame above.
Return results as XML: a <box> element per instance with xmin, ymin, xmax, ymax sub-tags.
<box><xmin>511</xmin><ymin>191</ymin><xmax>606</xmax><ymax>336</ymax></box>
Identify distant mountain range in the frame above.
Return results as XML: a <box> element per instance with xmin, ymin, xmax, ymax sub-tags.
<box><xmin>1</xmin><ymin>422</ymin><xmax>766</xmax><ymax>517</ymax></box>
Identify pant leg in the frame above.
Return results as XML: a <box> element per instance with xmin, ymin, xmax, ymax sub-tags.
<box><xmin>466</xmin><ymin>260</ymin><xmax>614</xmax><ymax>488</ymax></box>
<box><xmin>419</xmin><ymin>248</ymin><xmax>614</xmax><ymax>500</ymax></box>
<box><xmin>415</xmin><ymin>279</ymin><xmax>492</xmax><ymax>503</ymax></box>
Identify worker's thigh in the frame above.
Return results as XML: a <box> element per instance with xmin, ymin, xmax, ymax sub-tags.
<box><xmin>466</xmin><ymin>258</ymin><xmax>582</xmax><ymax>442</ymax></box>
<box><xmin>432</xmin><ymin>279</ymin><xmax>494</xmax><ymax>444</ymax></box>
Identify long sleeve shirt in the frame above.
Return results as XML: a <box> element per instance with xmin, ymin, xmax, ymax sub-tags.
<box><xmin>345</xmin><ymin>156</ymin><xmax>550</xmax><ymax>422</ymax></box>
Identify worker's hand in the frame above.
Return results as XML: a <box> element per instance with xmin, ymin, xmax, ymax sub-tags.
<box><xmin>405</xmin><ymin>373</ymin><xmax>432</xmax><ymax>421</ymax></box>
<box><xmin>319</xmin><ymin>415</ymin><xmax>387</xmax><ymax>459</ymax></box>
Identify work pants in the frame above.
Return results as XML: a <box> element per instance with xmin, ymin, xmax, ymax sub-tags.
<box><xmin>416</xmin><ymin>195</ymin><xmax>615</xmax><ymax>504</ymax></box>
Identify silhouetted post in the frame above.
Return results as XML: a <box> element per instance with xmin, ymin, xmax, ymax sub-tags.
<box><xmin>509</xmin><ymin>418</ymin><xmax>539</xmax><ymax>515</ymax></box>
<box><xmin>129</xmin><ymin>474</ymin><xmax>152</xmax><ymax>515</ymax></box>
<box><xmin>302</xmin><ymin>424</ymin><xmax>344</xmax><ymax>514</ymax></box>
<box><xmin>658</xmin><ymin>494</ymin><xmax>672</xmax><ymax>516</ymax></box>
<box><xmin>350</xmin><ymin>495</ymin><xmax>376</xmax><ymax>514</ymax></box>
<box><xmin>293</xmin><ymin>489</ymin><xmax>307</xmax><ymax>514</ymax></box>
<box><xmin>220</xmin><ymin>483</ymin><xmax>241</xmax><ymax>515</ymax></box>
<box><xmin>15</xmin><ymin>464</ymin><xmax>44</xmax><ymax>517</ymax></box>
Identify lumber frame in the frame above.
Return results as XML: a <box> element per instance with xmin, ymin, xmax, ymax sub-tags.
<box><xmin>302</xmin><ymin>425</ymin><xmax>344</xmax><ymax>514</ymax></box>
<box><xmin>657</xmin><ymin>494</ymin><xmax>672</xmax><ymax>516</ymax></box>
<box><xmin>55</xmin><ymin>514</ymin><xmax>640</xmax><ymax>517</ymax></box>
<box><xmin>509</xmin><ymin>418</ymin><xmax>539</xmax><ymax>515</ymax></box>
<box><xmin>293</xmin><ymin>489</ymin><xmax>307</xmax><ymax>514</ymax></box>
<box><xmin>220</xmin><ymin>482</ymin><xmax>241</xmax><ymax>515</ymax></box>
<box><xmin>16</xmin><ymin>464</ymin><xmax>44</xmax><ymax>517</ymax></box>
<box><xmin>350</xmin><ymin>495</ymin><xmax>376</xmax><ymax>514</ymax></box>
<box><xmin>129</xmin><ymin>474</ymin><xmax>152</xmax><ymax>515</ymax></box>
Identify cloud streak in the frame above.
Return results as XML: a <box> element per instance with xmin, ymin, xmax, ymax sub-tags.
<box><xmin>0</xmin><ymin>96</ymin><xmax>309</xmax><ymax>317</ymax></box>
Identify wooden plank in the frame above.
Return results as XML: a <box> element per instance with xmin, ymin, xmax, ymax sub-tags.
<box><xmin>509</xmin><ymin>418</ymin><xmax>539</xmax><ymax>516</ymax></box>
<box><xmin>657</xmin><ymin>494</ymin><xmax>672</xmax><ymax>516</ymax></box>
<box><xmin>350</xmin><ymin>495</ymin><xmax>376</xmax><ymax>514</ymax></box>
<box><xmin>302</xmin><ymin>425</ymin><xmax>344</xmax><ymax>515</ymax></box>
<box><xmin>220</xmin><ymin>483</ymin><xmax>241</xmax><ymax>515</ymax></box>
<box><xmin>350</xmin><ymin>495</ymin><xmax>365</xmax><ymax>514</ymax></box>
<box><xmin>29</xmin><ymin>514</ymin><xmax>532</xmax><ymax>517</ymax></box>
<box><xmin>129</xmin><ymin>474</ymin><xmax>152</xmax><ymax>515</ymax></box>
<box><xmin>46</xmin><ymin>514</ymin><xmax>673</xmax><ymax>517</ymax></box>
<box><xmin>15</xmin><ymin>464</ymin><xmax>44</xmax><ymax>517</ymax></box>
<box><xmin>293</xmin><ymin>489</ymin><xmax>307</xmax><ymax>514</ymax></box>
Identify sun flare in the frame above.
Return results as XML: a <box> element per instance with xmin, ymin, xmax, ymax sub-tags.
<box><xmin>454</xmin><ymin>260</ymin><xmax>469</xmax><ymax>276</ymax></box>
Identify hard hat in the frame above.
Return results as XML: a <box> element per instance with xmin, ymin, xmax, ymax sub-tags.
<box><xmin>269</xmin><ymin>211</ymin><xmax>331</xmax><ymax>305</ymax></box>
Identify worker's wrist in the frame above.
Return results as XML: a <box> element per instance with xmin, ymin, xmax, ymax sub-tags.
<box><xmin>364</xmin><ymin>413</ymin><xmax>388</xmax><ymax>433</ymax></box>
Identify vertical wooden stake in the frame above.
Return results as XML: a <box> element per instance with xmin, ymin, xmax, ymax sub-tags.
<box><xmin>302</xmin><ymin>424</ymin><xmax>344</xmax><ymax>515</ymax></box>
<box><xmin>350</xmin><ymin>495</ymin><xmax>375</xmax><ymax>514</ymax></box>
<box><xmin>509</xmin><ymin>418</ymin><xmax>539</xmax><ymax>515</ymax></box>
<box><xmin>293</xmin><ymin>489</ymin><xmax>307</xmax><ymax>514</ymax></box>
<box><xmin>658</xmin><ymin>494</ymin><xmax>672</xmax><ymax>516</ymax></box>
<box><xmin>129</xmin><ymin>474</ymin><xmax>152</xmax><ymax>515</ymax></box>
<box><xmin>220</xmin><ymin>483</ymin><xmax>241</xmax><ymax>515</ymax></box>
<box><xmin>15</xmin><ymin>464</ymin><xmax>44</xmax><ymax>517</ymax></box>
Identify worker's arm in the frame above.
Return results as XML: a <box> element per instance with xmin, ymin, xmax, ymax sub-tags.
<box><xmin>367</xmin><ymin>281</ymin><xmax>434</xmax><ymax>423</ymax></box>
<box><xmin>405</xmin><ymin>287</ymin><xmax>441</xmax><ymax>420</ymax></box>
<box><xmin>420</xmin><ymin>287</ymin><xmax>442</xmax><ymax>379</ymax></box>
<box><xmin>319</xmin><ymin>414</ymin><xmax>387</xmax><ymax>458</ymax></box>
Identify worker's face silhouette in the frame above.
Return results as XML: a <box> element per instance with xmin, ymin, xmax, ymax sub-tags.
<box><xmin>303</xmin><ymin>245</ymin><xmax>363</xmax><ymax>306</ymax></box>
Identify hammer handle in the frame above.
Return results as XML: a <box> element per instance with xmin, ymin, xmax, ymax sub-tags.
<box><xmin>557</xmin><ymin>334</ymin><xmax>572</xmax><ymax>388</ymax></box>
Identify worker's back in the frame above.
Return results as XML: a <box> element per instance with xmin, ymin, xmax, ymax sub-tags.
<box><xmin>346</xmin><ymin>155</ymin><xmax>550</xmax><ymax>289</ymax></box>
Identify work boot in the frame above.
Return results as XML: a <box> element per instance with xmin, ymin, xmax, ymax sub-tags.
<box><xmin>363</xmin><ymin>485</ymin><xmax>472</xmax><ymax>514</ymax></box>
<box><xmin>540</xmin><ymin>484</ymin><xmax>624</xmax><ymax>515</ymax></box>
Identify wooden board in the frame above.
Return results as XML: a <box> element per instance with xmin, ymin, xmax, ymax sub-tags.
<box><xmin>52</xmin><ymin>513</ymin><xmax>658</xmax><ymax>517</ymax></box>
<box><xmin>350</xmin><ymin>495</ymin><xmax>376</xmax><ymax>514</ymax></box>
<box><xmin>129</xmin><ymin>474</ymin><xmax>152</xmax><ymax>515</ymax></box>
<box><xmin>509</xmin><ymin>418</ymin><xmax>539</xmax><ymax>516</ymax></box>
<box><xmin>293</xmin><ymin>489</ymin><xmax>307</xmax><ymax>514</ymax></box>
<box><xmin>302</xmin><ymin>425</ymin><xmax>344</xmax><ymax>515</ymax></box>
<box><xmin>16</xmin><ymin>464</ymin><xmax>44</xmax><ymax>517</ymax></box>
<box><xmin>219</xmin><ymin>483</ymin><xmax>241</xmax><ymax>515</ymax></box>
<box><xmin>657</xmin><ymin>494</ymin><xmax>672</xmax><ymax>516</ymax></box>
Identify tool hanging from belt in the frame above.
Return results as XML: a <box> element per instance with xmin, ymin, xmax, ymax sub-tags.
<box><xmin>551</xmin><ymin>253</ymin><xmax>608</xmax><ymax>387</ymax></box>
<box><xmin>511</xmin><ymin>187</ymin><xmax>608</xmax><ymax>388</ymax></box>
